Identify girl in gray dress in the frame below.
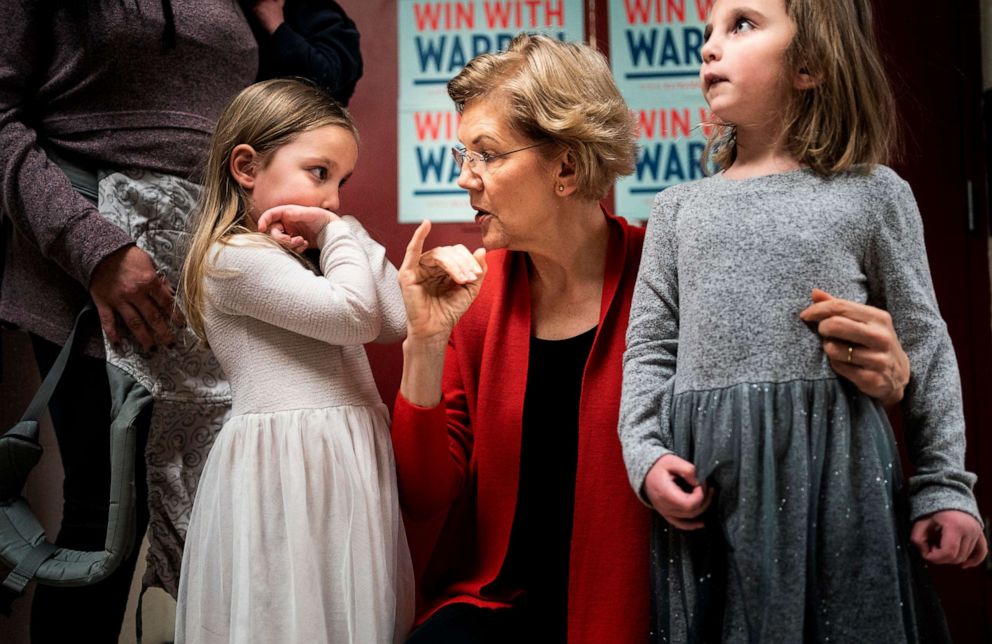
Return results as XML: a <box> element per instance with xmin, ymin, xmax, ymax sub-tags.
<box><xmin>618</xmin><ymin>0</ymin><xmax>987</xmax><ymax>642</ymax></box>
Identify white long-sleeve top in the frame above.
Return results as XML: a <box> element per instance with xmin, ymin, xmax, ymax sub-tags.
<box><xmin>203</xmin><ymin>217</ymin><xmax>406</xmax><ymax>417</ymax></box>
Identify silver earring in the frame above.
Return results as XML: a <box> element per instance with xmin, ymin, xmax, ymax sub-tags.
<box><xmin>557</xmin><ymin>185</ymin><xmax>564</xmax><ymax>192</ymax></box>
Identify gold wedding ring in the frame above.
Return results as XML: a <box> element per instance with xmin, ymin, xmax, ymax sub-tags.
<box><xmin>846</xmin><ymin>345</ymin><xmax>854</xmax><ymax>363</ymax></box>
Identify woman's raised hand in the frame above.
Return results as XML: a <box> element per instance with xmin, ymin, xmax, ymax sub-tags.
<box><xmin>799</xmin><ymin>288</ymin><xmax>910</xmax><ymax>406</ymax></box>
<box><xmin>256</xmin><ymin>205</ymin><xmax>339</xmax><ymax>249</ymax></box>
<box><xmin>397</xmin><ymin>221</ymin><xmax>486</xmax><ymax>406</ymax></box>
<box><xmin>398</xmin><ymin>221</ymin><xmax>487</xmax><ymax>346</ymax></box>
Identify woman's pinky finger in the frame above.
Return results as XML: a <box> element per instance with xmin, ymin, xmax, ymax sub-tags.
<box><xmin>830</xmin><ymin>361</ymin><xmax>888</xmax><ymax>396</ymax></box>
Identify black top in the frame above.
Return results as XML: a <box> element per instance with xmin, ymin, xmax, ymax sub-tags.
<box><xmin>491</xmin><ymin>325</ymin><xmax>597</xmax><ymax>641</ymax></box>
<box><xmin>245</xmin><ymin>0</ymin><xmax>364</xmax><ymax>105</ymax></box>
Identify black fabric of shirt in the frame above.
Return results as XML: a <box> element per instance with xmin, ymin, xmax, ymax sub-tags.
<box><xmin>245</xmin><ymin>0</ymin><xmax>364</xmax><ymax>105</ymax></box>
<box><xmin>490</xmin><ymin>325</ymin><xmax>597</xmax><ymax>642</ymax></box>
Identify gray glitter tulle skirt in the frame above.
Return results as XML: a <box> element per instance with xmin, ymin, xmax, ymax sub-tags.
<box><xmin>651</xmin><ymin>379</ymin><xmax>950</xmax><ymax>644</ymax></box>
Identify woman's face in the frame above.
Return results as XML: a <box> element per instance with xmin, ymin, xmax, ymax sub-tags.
<box><xmin>454</xmin><ymin>98</ymin><xmax>559</xmax><ymax>252</ymax></box>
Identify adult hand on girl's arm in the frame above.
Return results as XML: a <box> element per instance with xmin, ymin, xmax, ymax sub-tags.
<box><xmin>799</xmin><ymin>288</ymin><xmax>910</xmax><ymax>406</ymax></box>
<box><xmin>257</xmin><ymin>204</ymin><xmax>339</xmax><ymax>248</ymax></box>
<box><xmin>398</xmin><ymin>221</ymin><xmax>486</xmax><ymax>406</ymax></box>
<box><xmin>644</xmin><ymin>453</ymin><xmax>714</xmax><ymax>531</ymax></box>
<box><xmin>911</xmin><ymin>510</ymin><xmax>988</xmax><ymax>568</ymax></box>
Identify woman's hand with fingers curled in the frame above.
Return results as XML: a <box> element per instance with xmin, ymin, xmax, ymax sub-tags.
<box><xmin>799</xmin><ymin>288</ymin><xmax>910</xmax><ymax>406</ymax></box>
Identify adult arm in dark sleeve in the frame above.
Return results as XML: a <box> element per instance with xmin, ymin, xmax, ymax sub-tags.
<box><xmin>257</xmin><ymin>0</ymin><xmax>363</xmax><ymax>104</ymax></box>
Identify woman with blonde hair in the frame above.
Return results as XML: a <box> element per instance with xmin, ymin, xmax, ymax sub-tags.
<box><xmin>390</xmin><ymin>33</ymin><xmax>913</xmax><ymax>643</ymax></box>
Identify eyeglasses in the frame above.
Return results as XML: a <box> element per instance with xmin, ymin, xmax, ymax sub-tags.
<box><xmin>451</xmin><ymin>141</ymin><xmax>549</xmax><ymax>173</ymax></box>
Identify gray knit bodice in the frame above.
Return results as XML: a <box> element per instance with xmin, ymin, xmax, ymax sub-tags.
<box><xmin>619</xmin><ymin>166</ymin><xmax>979</xmax><ymax>524</ymax></box>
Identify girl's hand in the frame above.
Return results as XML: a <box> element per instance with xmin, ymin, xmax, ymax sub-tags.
<box><xmin>256</xmin><ymin>205</ymin><xmax>339</xmax><ymax>249</ymax></box>
<box><xmin>643</xmin><ymin>453</ymin><xmax>714</xmax><ymax>531</ymax></box>
<box><xmin>911</xmin><ymin>510</ymin><xmax>988</xmax><ymax>568</ymax></box>
<box><xmin>799</xmin><ymin>288</ymin><xmax>910</xmax><ymax>406</ymax></box>
<box><xmin>398</xmin><ymin>221</ymin><xmax>486</xmax><ymax>346</ymax></box>
<box><xmin>267</xmin><ymin>222</ymin><xmax>309</xmax><ymax>254</ymax></box>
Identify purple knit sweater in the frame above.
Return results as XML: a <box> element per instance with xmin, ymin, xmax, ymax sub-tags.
<box><xmin>0</xmin><ymin>1</ymin><xmax>258</xmax><ymax>354</ymax></box>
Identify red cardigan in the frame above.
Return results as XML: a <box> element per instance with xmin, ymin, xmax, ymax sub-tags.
<box><xmin>392</xmin><ymin>212</ymin><xmax>650</xmax><ymax>643</ymax></box>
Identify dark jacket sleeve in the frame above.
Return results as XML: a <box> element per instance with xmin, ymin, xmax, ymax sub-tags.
<box><xmin>261</xmin><ymin>0</ymin><xmax>363</xmax><ymax>105</ymax></box>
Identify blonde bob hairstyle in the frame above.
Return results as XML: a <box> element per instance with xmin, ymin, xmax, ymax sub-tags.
<box><xmin>447</xmin><ymin>33</ymin><xmax>637</xmax><ymax>200</ymax></box>
<box><xmin>180</xmin><ymin>78</ymin><xmax>358</xmax><ymax>342</ymax></box>
<box><xmin>704</xmin><ymin>0</ymin><xmax>896</xmax><ymax>176</ymax></box>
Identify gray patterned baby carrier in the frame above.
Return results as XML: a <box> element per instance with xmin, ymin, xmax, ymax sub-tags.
<box><xmin>0</xmin><ymin>162</ymin><xmax>230</xmax><ymax>607</ymax></box>
<box><xmin>97</xmin><ymin>170</ymin><xmax>231</xmax><ymax>596</ymax></box>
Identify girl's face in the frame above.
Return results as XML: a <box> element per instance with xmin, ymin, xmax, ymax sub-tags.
<box><xmin>246</xmin><ymin>125</ymin><xmax>358</xmax><ymax>220</ymax></box>
<box><xmin>700</xmin><ymin>0</ymin><xmax>798</xmax><ymax>128</ymax></box>
<box><xmin>454</xmin><ymin>98</ymin><xmax>560</xmax><ymax>252</ymax></box>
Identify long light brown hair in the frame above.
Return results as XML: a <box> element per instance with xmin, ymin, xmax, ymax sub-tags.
<box><xmin>180</xmin><ymin>78</ymin><xmax>358</xmax><ymax>342</ymax></box>
<box><xmin>447</xmin><ymin>34</ymin><xmax>637</xmax><ymax>200</ymax></box>
<box><xmin>704</xmin><ymin>0</ymin><xmax>896</xmax><ymax>176</ymax></box>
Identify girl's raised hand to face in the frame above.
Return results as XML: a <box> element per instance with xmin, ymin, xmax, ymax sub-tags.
<box><xmin>256</xmin><ymin>204</ymin><xmax>340</xmax><ymax>249</ymax></box>
<box><xmin>266</xmin><ymin>221</ymin><xmax>309</xmax><ymax>254</ymax></box>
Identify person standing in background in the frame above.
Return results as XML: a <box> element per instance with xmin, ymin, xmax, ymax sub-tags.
<box><xmin>0</xmin><ymin>1</ymin><xmax>257</xmax><ymax>640</ymax></box>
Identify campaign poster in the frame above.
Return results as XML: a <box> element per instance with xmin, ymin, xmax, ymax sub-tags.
<box><xmin>398</xmin><ymin>0</ymin><xmax>584</xmax><ymax>223</ymax></box>
<box><xmin>610</xmin><ymin>0</ymin><xmax>714</xmax><ymax>219</ymax></box>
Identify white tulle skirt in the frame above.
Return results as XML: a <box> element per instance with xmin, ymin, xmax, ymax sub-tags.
<box><xmin>175</xmin><ymin>405</ymin><xmax>415</xmax><ymax>643</ymax></box>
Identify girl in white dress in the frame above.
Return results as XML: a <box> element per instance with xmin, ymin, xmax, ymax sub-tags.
<box><xmin>176</xmin><ymin>78</ymin><xmax>414</xmax><ymax>643</ymax></box>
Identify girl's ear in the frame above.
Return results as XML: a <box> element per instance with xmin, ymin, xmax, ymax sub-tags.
<box><xmin>793</xmin><ymin>67</ymin><xmax>821</xmax><ymax>91</ymax></box>
<box><xmin>230</xmin><ymin>144</ymin><xmax>258</xmax><ymax>190</ymax></box>
<box><xmin>554</xmin><ymin>148</ymin><xmax>578</xmax><ymax>197</ymax></box>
